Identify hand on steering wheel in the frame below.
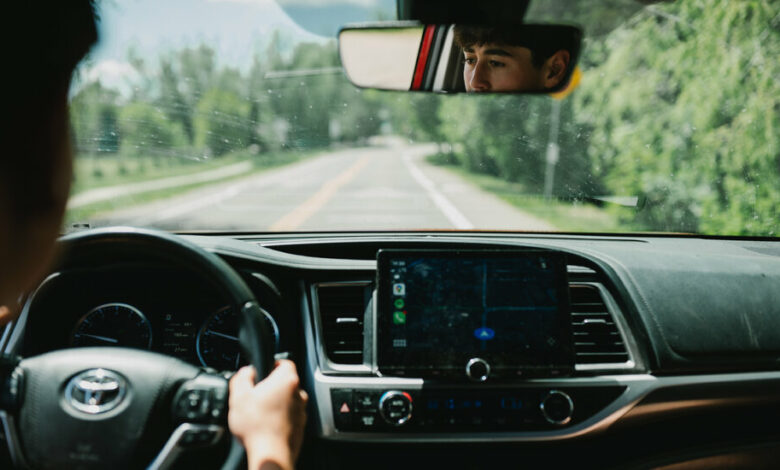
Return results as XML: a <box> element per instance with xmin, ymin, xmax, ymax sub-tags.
<box><xmin>228</xmin><ymin>361</ymin><xmax>308</xmax><ymax>470</ymax></box>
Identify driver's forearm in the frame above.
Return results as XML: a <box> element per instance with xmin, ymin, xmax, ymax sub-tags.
<box><xmin>246</xmin><ymin>439</ymin><xmax>294</xmax><ymax>470</ymax></box>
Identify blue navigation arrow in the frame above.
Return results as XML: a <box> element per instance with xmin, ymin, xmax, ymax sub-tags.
<box><xmin>474</xmin><ymin>327</ymin><xmax>495</xmax><ymax>341</ymax></box>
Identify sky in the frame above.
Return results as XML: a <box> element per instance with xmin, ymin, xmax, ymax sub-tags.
<box><xmin>90</xmin><ymin>0</ymin><xmax>321</xmax><ymax>69</ymax></box>
<box><xmin>80</xmin><ymin>0</ymin><xmax>393</xmax><ymax>92</ymax></box>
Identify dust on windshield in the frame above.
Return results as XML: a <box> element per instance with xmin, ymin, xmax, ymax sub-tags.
<box><xmin>67</xmin><ymin>0</ymin><xmax>780</xmax><ymax>236</ymax></box>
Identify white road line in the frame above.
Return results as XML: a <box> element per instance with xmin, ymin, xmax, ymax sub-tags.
<box><xmin>402</xmin><ymin>151</ymin><xmax>474</xmax><ymax>230</ymax></box>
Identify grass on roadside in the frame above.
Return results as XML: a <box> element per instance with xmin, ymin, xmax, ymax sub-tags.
<box><xmin>66</xmin><ymin>150</ymin><xmax>315</xmax><ymax>225</ymax></box>
<box><xmin>71</xmin><ymin>152</ymin><xmax>255</xmax><ymax>195</ymax></box>
<box><xmin>426</xmin><ymin>155</ymin><xmax>628</xmax><ymax>233</ymax></box>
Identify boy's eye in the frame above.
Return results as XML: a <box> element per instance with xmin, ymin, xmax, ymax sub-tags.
<box><xmin>489</xmin><ymin>60</ymin><xmax>505</xmax><ymax>68</ymax></box>
<box><xmin>464</xmin><ymin>57</ymin><xmax>476</xmax><ymax>65</ymax></box>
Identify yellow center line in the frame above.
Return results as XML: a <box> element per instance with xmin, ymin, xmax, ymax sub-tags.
<box><xmin>269</xmin><ymin>155</ymin><xmax>372</xmax><ymax>231</ymax></box>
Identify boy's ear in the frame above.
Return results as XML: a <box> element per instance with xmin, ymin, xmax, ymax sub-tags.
<box><xmin>542</xmin><ymin>50</ymin><xmax>571</xmax><ymax>89</ymax></box>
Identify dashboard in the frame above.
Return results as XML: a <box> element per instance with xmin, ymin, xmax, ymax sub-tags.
<box><xmin>4</xmin><ymin>231</ymin><xmax>780</xmax><ymax>469</ymax></box>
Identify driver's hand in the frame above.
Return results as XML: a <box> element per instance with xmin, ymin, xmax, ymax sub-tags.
<box><xmin>228</xmin><ymin>360</ymin><xmax>308</xmax><ymax>470</ymax></box>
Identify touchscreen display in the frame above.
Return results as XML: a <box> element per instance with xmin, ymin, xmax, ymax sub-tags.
<box><xmin>376</xmin><ymin>250</ymin><xmax>574</xmax><ymax>378</ymax></box>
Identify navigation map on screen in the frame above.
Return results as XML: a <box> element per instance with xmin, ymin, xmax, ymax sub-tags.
<box><xmin>377</xmin><ymin>251</ymin><xmax>574</xmax><ymax>377</ymax></box>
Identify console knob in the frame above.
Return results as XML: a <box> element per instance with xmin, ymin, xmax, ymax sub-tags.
<box><xmin>378</xmin><ymin>391</ymin><xmax>413</xmax><ymax>426</ymax></box>
<box><xmin>540</xmin><ymin>390</ymin><xmax>574</xmax><ymax>425</ymax></box>
<box><xmin>465</xmin><ymin>358</ymin><xmax>490</xmax><ymax>382</ymax></box>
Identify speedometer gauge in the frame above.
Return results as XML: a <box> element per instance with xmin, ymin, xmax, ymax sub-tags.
<box><xmin>196</xmin><ymin>306</ymin><xmax>279</xmax><ymax>371</ymax></box>
<box><xmin>71</xmin><ymin>303</ymin><xmax>152</xmax><ymax>349</ymax></box>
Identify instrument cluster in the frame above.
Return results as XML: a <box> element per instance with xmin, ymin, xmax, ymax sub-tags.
<box><xmin>20</xmin><ymin>265</ymin><xmax>284</xmax><ymax>372</ymax></box>
<box><xmin>70</xmin><ymin>301</ymin><xmax>279</xmax><ymax>370</ymax></box>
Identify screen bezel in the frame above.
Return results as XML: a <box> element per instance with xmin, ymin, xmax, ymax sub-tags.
<box><xmin>375</xmin><ymin>249</ymin><xmax>575</xmax><ymax>379</ymax></box>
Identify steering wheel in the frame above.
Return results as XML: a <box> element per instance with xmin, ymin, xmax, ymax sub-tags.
<box><xmin>0</xmin><ymin>227</ymin><xmax>275</xmax><ymax>469</ymax></box>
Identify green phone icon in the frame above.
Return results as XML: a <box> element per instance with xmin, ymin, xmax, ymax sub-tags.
<box><xmin>393</xmin><ymin>311</ymin><xmax>406</xmax><ymax>325</ymax></box>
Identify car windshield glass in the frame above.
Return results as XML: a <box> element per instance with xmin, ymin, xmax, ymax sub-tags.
<box><xmin>67</xmin><ymin>0</ymin><xmax>780</xmax><ymax>236</ymax></box>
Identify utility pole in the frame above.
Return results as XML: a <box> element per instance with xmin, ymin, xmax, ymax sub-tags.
<box><xmin>543</xmin><ymin>99</ymin><xmax>561</xmax><ymax>199</ymax></box>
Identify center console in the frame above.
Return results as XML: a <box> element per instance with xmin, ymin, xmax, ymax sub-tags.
<box><xmin>308</xmin><ymin>248</ymin><xmax>642</xmax><ymax>442</ymax></box>
<box><xmin>329</xmin><ymin>385</ymin><xmax>626</xmax><ymax>432</ymax></box>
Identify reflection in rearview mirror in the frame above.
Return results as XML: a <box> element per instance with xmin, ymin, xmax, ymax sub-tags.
<box><xmin>339</xmin><ymin>23</ymin><xmax>582</xmax><ymax>95</ymax></box>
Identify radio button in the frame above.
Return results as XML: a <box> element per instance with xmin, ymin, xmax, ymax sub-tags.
<box><xmin>465</xmin><ymin>358</ymin><xmax>490</xmax><ymax>382</ymax></box>
<box><xmin>540</xmin><ymin>390</ymin><xmax>574</xmax><ymax>425</ymax></box>
<box><xmin>357</xmin><ymin>413</ymin><xmax>379</xmax><ymax>428</ymax></box>
<box><xmin>379</xmin><ymin>391</ymin><xmax>413</xmax><ymax>426</ymax></box>
<box><xmin>354</xmin><ymin>391</ymin><xmax>379</xmax><ymax>412</ymax></box>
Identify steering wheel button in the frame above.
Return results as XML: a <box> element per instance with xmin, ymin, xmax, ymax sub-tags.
<box><xmin>196</xmin><ymin>430</ymin><xmax>216</xmax><ymax>444</ymax></box>
<box><xmin>180</xmin><ymin>430</ymin><xmax>199</xmax><ymax>446</ymax></box>
<box><xmin>213</xmin><ymin>387</ymin><xmax>227</xmax><ymax>401</ymax></box>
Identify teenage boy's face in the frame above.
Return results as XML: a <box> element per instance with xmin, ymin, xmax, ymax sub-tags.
<box><xmin>462</xmin><ymin>43</ymin><xmax>544</xmax><ymax>92</ymax></box>
<box><xmin>462</xmin><ymin>43</ymin><xmax>570</xmax><ymax>93</ymax></box>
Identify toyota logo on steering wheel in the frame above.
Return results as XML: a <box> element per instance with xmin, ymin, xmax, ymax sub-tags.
<box><xmin>64</xmin><ymin>368</ymin><xmax>127</xmax><ymax>415</ymax></box>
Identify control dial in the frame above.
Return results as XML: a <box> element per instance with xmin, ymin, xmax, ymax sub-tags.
<box><xmin>540</xmin><ymin>390</ymin><xmax>574</xmax><ymax>425</ymax></box>
<box><xmin>465</xmin><ymin>358</ymin><xmax>490</xmax><ymax>382</ymax></box>
<box><xmin>378</xmin><ymin>391</ymin><xmax>413</xmax><ymax>426</ymax></box>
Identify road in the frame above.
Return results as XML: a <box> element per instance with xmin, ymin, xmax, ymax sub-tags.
<box><xmin>98</xmin><ymin>144</ymin><xmax>555</xmax><ymax>232</ymax></box>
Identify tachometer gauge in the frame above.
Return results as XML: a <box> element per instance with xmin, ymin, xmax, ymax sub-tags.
<box><xmin>196</xmin><ymin>306</ymin><xmax>279</xmax><ymax>371</ymax></box>
<box><xmin>71</xmin><ymin>303</ymin><xmax>152</xmax><ymax>349</ymax></box>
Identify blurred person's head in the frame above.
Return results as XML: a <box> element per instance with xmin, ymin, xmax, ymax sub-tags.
<box><xmin>0</xmin><ymin>2</ymin><xmax>97</xmax><ymax>321</ymax></box>
<box><xmin>454</xmin><ymin>25</ymin><xmax>575</xmax><ymax>92</ymax></box>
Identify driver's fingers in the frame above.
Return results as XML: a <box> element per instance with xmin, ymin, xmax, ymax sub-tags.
<box><xmin>229</xmin><ymin>365</ymin><xmax>256</xmax><ymax>396</ymax></box>
<box><xmin>230</xmin><ymin>361</ymin><xmax>300</xmax><ymax>400</ymax></box>
<box><xmin>261</xmin><ymin>359</ymin><xmax>300</xmax><ymax>392</ymax></box>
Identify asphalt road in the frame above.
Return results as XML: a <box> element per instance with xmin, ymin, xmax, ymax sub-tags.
<box><xmin>99</xmin><ymin>144</ymin><xmax>555</xmax><ymax>232</ymax></box>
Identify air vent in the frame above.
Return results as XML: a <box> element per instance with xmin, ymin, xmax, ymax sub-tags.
<box><xmin>316</xmin><ymin>284</ymin><xmax>368</xmax><ymax>365</ymax></box>
<box><xmin>570</xmin><ymin>284</ymin><xmax>629</xmax><ymax>365</ymax></box>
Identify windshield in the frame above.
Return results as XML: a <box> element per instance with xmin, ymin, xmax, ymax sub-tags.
<box><xmin>67</xmin><ymin>0</ymin><xmax>780</xmax><ymax>236</ymax></box>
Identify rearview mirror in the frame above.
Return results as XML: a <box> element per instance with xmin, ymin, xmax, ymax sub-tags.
<box><xmin>339</xmin><ymin>22</ymin><xmax>582</xmax><ymax>94</ymax></box>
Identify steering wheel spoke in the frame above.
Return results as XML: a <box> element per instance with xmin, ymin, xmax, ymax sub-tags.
<box><xmin>149</xmin><ymin>423</ymin><xmax>226</xmax><ymax>470</ymax></box>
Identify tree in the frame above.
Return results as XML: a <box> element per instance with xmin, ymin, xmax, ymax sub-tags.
<box><xmin>119</xmin><ymin>102</ymin><xmax>187</xmax><ymax>156</ymax></box>
<box><xmin>194</xmin><ymin>88</ymin><xmax>251</xmax><ymax>157</ymax></box>
<box><xmin>575</xmin><ymin>0</ymin><xmax>780</xmax><ymax>234</ymax></box>
<box><xmin>156</xmin><ymin>45</ymin><xmax>218</xmax><ymax>145</ymax></box>
<box><xmin>70</xmin><ymin>82</ymin><xmax>121</xmax><ymax>155</ymax></box>
<box><xmin>267</xmin><ymin>41</ymin><xmax>345</xmax><ymax>148</ymax></box>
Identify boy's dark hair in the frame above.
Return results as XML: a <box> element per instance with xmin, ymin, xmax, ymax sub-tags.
<box><xmin>1</xmin><ymin>1</ymin><xmax>98</xmax><ymax>224</ymax></box>
<box><xmin>454</xmin><ymin>24</ymin><xmax>580</xmax><ymax>69</ymax></box>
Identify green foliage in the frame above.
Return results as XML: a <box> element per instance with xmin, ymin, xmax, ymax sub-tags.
<box><xmin>70</xmin><ymin>82</ymin><xmax>121</xmax><ymax>154</ymax></box>
<box><xmin>119</xmin><ymin>102</ymin><xmax>187</xmax><ymax>155</ymax></box>
<box><xmin>432</xmin><ymin>0</ymin><xmax>779</xmax><ymax>234</ymax></box>
<box><xmin>575</xmin><ymin>0</ymin><xmax>780</xmax><ymax>235</ymax></box>
<box><xmin>194</xmin><ymin>88</ymin><xmax>251</xmax><ymax>157</ymax></box>
<box><xmin>437</xmin><ymin>93</ymin><xmax>593</xmax><ymax>197</ymax></box>
<box><xmin>266</xmin><ymin>41</ymin><xmax>347</xmax><ymax>147</ymax></box>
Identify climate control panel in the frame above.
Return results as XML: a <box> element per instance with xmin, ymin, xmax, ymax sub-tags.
<box><xmin>330</xmin><ymin>386</ymin><xmax>625</xmax><ymax>432</ymax></box>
